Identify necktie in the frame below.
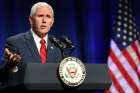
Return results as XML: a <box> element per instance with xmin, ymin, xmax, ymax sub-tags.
<box><xmin>40</xmin><ymin>39</ymin><xmax>47</xmax><ymax>64</ymax></box>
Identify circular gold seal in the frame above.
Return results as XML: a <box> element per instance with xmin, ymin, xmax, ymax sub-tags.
<box><xmin>59</xmin><ymin>57</ymin><xmax>86</xmax><ymax>87</ymax></box>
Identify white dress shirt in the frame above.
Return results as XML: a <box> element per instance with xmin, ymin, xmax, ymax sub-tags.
<box><xmin>12</xmin><ymin>29</ymin><xmax>49</xmax><ymax>73</ymax></box>
<box><xmin>31</xmin><ymin>29</ymin><xmax>48</xmax><ymax>54</ymax></box>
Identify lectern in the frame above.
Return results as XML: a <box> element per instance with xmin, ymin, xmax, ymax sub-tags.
<box><xmin>0</xmin><ymin>63</ymin><xmax>111</xmax><ymax>92</ymax></box>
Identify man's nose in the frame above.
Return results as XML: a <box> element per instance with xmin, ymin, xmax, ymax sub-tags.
<box><xmin>42</xmin><ymin>17</ymin><xmax>46</xmax><ymax>23</ymax></box>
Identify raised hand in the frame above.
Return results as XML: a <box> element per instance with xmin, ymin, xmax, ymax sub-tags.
<box><xmin>5</xmin><ymin>48</ymin><xmax>21</xmax><ymax>66</ymax></box>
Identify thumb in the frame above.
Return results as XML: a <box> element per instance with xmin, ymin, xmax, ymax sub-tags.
<box><xmin>5</xmin><ymin>48</ymin><xmax>13</xmax><ymax>56</ymax></box>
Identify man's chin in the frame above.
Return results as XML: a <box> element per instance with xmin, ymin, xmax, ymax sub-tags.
<box><xmin>40</xmin><ymin>29</ymin><xmax>49</xmax><ymax>33</ymax></box>
<box><xmin>41</xmin><ymin>31</ymin><xmax>48</xmax><ymax>34</ymax></box>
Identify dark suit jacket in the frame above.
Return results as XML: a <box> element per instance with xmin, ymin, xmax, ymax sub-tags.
<box><xmin>5</xmin><ymin>31</ymin><xmax>62</xmax><ymax>64</ymax></box>
<box><xmin>0</xmin><ymin>31</ymin><xmax>62</xmax><ymax>89</ymax></box>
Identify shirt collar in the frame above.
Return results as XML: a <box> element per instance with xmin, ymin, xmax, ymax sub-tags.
<box><xmin>31</xmin><ymin>29</ymin><xmax>48</xmax><ymax>44</ymax></box>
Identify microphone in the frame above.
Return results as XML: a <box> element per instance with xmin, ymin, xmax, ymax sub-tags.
<box><xmin>61</xmin><ymin>36</ymin><xmax>75</xmax><ymax>48</ymax></box>
<box><xmin>49</xmin><ymin>36</ymin><xmax>75</xmax><ymax>58</ymax></box>
<box><xmin>49</xmin><ymin>36</ymin><xmax>65</xmax><ymax>48</ymax></box>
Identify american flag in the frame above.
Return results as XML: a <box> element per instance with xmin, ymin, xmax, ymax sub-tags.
<box><xmin>106</xmin><ymin>0</ymin><xmax>140</xmax><ymax>93</ymax></box>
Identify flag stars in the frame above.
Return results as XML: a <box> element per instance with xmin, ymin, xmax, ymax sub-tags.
<box><xmin>134</xmin><ymin>28</ymin><xmax>136</xmax><ymax>32</ymax></box>
<box><xmin>129</xmin><ymin>14</ymin><xmax>132</xmax><ymax>18</ymax></box>
<box><xmin>129</xmin><ymin>25</ymin><xmax>133</xmax><ymax>30</ymax></box>
<box><xmin>124</xmin><ymin>11</ymin><xmax>128</xmax><ymax>15</ymax></box>
<box><xmin>123</xmin><ymin>29</ymin><xmax>127</xmax><ymax>34</ymax></box>
<box><xmin>129</xmin><ymin>31</ymin><xmax>133</xmax><ymax>36</ymax></box>
<box><xmin>133</xmin><ymin>23</ymin><xmax>136</xmax><ymax>27</ymax></box>
<box><xmin>137</xmin><ymin>31</ymin><xmax>140</xmax><ymax>35</ymax></box>
<box><xmin>124</xmin><ymin>23</ymin><xmax>128</xmax><ymax>28</ymax></box>
<box><xmin>122</xmin><ymin>42</ymin><xmax>127</xmax><ymax>46</ymax></box>
<box><xmin>124</xmin><ymin>18</ymin><xmax>128</xmax><ymax>22</ymax></box>
<box><xmin>113</xmin><ymin>0</ymin><xmax>139</xmax><ymax>48</ymax></box>
<box><xmin>129</xmin><ymin>38</ymin><xmax>132</xmax><ymax>42</ymax></box>
<box><xmin>117</xmin><ymin>27</ymin><xmax>121</xmax><ymax>32</ymax></box>
<box><xmin>118</xmin><ymin>4</ymin><xmax>122</xmax><ymax>8</ymax></box>
<box><xmin>123</xmin><ymin>35</ymin><xmax>127</xmax><ymax>40</ymax></box>
<box><xmin>125</xmin><ymin>5</ymin><xmax>128</xmax><ymax>9</ymax></box>
<box><xmin>133</xmin><ymin>23</ymin><xmax>138</xmax><ymax>28</ymax></box>
<box><xmin>125</xmin><ymin>0</ymin><xmax>128</xmax><ymax>4</ymax></box>
<box><xmin>117</xmin><ymin>34</ymin><xmax>121</xmax><ymax>38</ymax></box>
<box><xmin>133</xmin><ymin>17</ymin><xmax>135</xmax><ymax>21</ymax></box>
<box><xmin>134</xmin><ymin>33</ymin><xmax>138</xmax><ymax>38</ymax></box>
<box><xmin>118</xmin><ymin>21</ymin><xmax>122</xmax><ymax>26</ymax></box>
<box><xmin>129</xmin><ymin>20</ymin><xmax>132</xmax><ymax>24</ymax></box>
<box><xmin>118</xmin><ymin>10</ymin><xmax>122</xmax><ymax>14</ymax></box>
<box><xmin>134</xmin><ymin>34</ymin><xmax>137</xmax><ymax>38</ymax></box>
<box><xmin>118</xmin><ymin>16</ymin><xmax>122</xmax><ymax>20</ymax></box>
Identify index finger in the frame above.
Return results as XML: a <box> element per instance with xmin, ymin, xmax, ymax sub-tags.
<box><xmin>5</xmin><ymin>48</ymin><xmax>13</xmax><ymax>56</ymax></box>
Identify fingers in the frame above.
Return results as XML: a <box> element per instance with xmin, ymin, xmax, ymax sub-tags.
<box><xmin>5</xmin><ymin>48</ymin><xmax>13</xmax><ymax>57</ymax></box>
<box><xmin>12</xmin><ymin>54</ymin><xmax>21</xmax><ymax>63</ymax></box>
<box><xmin>4</xmin><ymin>48</ymin><xmax>21</xmax><ymax>66</ymax></box>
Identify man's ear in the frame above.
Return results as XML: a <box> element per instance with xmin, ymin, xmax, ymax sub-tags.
<box><xmin>51</xmin><ymin>17</ymin><xmax>54</xmax><ymax>27</ymax></box>
<box><xmin>29</xmin><ymin>16</ymin><xmax>33</xmax><ymax>25</ymax></box>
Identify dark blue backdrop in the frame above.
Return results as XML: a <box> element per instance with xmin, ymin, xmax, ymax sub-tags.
<box><xmin>0</xmin><ymin>0</ymin><xmax>140</xmax><ymax>93</ymax></box>
<box><xmin>0</xmin><ymin>0</ymin><xmax>139</xmax><ymax>64</ymax></box>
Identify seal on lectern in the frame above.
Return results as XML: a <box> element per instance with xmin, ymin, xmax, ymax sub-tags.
<box><xmin>58</xmin><ymin>57</ymin><xmax>86</xmax><ymax>87</ymax></box>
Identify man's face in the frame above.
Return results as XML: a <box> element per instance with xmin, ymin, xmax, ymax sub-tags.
<box><xmin>29</xmin><ymin>5</ymin><xmax>54</xmax><ymax>37</ymax></box>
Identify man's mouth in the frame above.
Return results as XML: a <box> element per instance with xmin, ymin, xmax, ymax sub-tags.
<box><xmin>41</xmin><ymin>25</ymin><xmax>47</xmax><ymax>29</ymax></box>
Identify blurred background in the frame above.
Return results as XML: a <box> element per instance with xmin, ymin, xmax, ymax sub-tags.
<box><xmin>0</xmin><ymin>0</ymin><xmax>139</xmax><ymax>64</ymax></box>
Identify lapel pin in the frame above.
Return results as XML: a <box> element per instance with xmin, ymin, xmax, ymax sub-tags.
<box><xmin>50</xmin><ymin>46</ymin><xmax>54</xmax><ymax>50</ymax></box>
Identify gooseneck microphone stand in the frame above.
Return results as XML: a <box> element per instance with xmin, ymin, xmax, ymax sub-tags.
<box><xmin>49</xmin><ymin>36</ymin><xmax>75</xmax><ymax>59</ymax></box>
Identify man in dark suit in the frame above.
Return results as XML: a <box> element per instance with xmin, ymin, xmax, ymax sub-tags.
<box><xmin>0</xmin><ymin>2</ymin><xmax>62</xmax><ymax>90</ymax></box>
<box><xmin>2</xmin><ymin>2</ymin><xmax>62</xmax><ymax>73</ymax></box>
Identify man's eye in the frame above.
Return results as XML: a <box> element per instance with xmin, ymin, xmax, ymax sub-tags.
<box><xmin>46</xmin><ymin>15</ymin><xmax>51</xmax><ymax>18</ymax></box>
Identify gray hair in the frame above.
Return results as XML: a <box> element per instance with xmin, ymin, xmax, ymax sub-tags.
<box><xmin>30</xmin><ymin>2</ymin><xmax>54</xmax><ymax>16</ymax></box>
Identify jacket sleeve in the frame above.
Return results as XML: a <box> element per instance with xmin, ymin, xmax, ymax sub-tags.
<box><xmin>0</xmin><ymin>38</ymin><xmax>19</xmax><ymax>83</ymax></box>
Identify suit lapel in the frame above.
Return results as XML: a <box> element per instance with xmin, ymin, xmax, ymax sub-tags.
<box><xmin>47</xmin><ymin>38</ymin><xmax>54</xmax><ymax>62</ymax></box>
<box><xmin>24</xmin><ymin>31</ymin><xmax>41</xmax><ymax>63</ymax></box>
